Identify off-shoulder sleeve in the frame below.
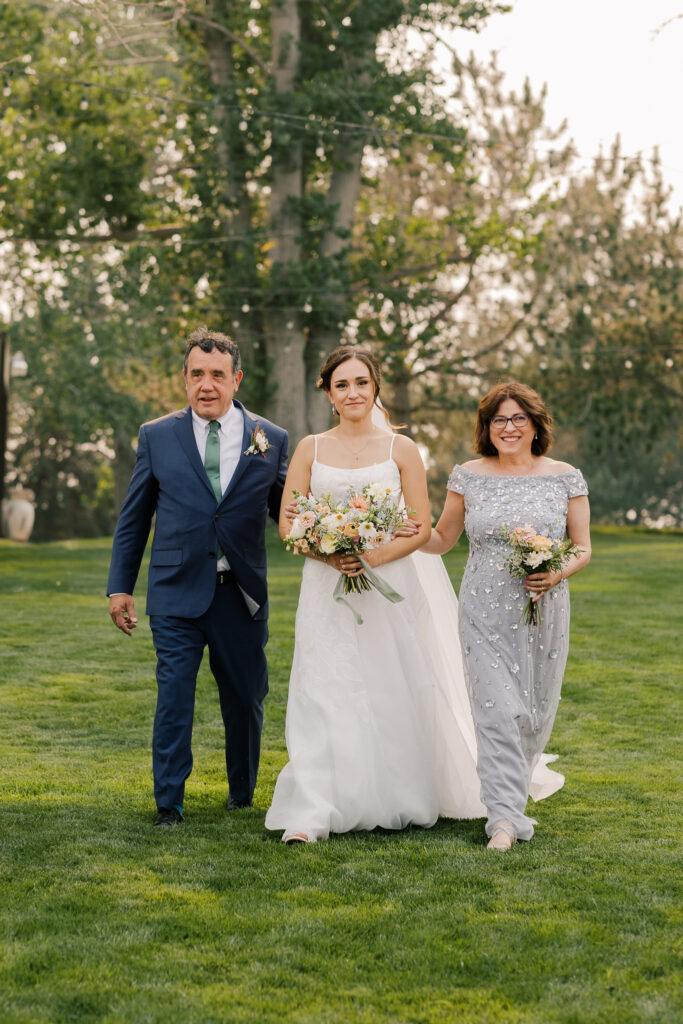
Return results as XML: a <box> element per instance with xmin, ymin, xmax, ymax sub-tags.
<box><xmin>564</xmin><ymin>468</ymin><xmax>589</xmax><ymax>498</ymax></box>
<box><xmin>447</xmin><ymin>465</ymin><xmax>468</xmax><ymax>495</ymax></box>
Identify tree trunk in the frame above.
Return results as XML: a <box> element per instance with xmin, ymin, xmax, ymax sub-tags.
<box><xmin>391</xmin><ymin>368</ymin><xmax>414</xmax><ymax>436</ymax></box>
<box><xmin>305</xmin><ymin>41</ymin><xmax>372</xmax><ymax>434</ymax></box>
<box><xmin>204</xmin><ymin>3</ymin><xmax>258</xmax><ymax>370</ymax></box>
<box><xmin>266</xmin><ymin>0</ymin><xmax>308</xmax><ymax>441</ymax></box>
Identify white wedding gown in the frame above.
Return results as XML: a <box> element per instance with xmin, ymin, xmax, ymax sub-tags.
<box><xmin>265</xmin><ymin>445</ymin><xmax>486</xmax><ymax>841</ymax></box>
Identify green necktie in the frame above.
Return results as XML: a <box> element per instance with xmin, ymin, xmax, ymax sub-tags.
<box><xmin>205</xmin><ymin>421</ymin><xmax>223</xmax><ymax>558</ymax></box>
<box><xmin>205</xmin><ymin>420</ymin><xmax>222</xmax><ymax>502</ymax></box>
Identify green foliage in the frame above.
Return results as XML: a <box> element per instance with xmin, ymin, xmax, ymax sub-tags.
<box><xmin>0</xmin><ymin>528</ymin><xmax>680</xmax><ymax>1022</ymax></box>
<box><xmin>522</xmin><ymin>146</ymin><xmax>683</xmax><ymax>525</ymax></box>
<box><xmin>0</xmin><ymin>3</ymin><xmax>680</xmax><ymax>535</ymax></box>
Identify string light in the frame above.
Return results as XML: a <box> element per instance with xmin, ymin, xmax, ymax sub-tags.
<box><xmin>2</xmin><ymin>65</ymin><xmax>466</xmax><ymax>145</ymax></box>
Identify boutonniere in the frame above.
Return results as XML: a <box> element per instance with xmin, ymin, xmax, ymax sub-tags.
<box><xmin>244</xmin><ymin>424</ymin><xmax>271</xmax><ymax>457</ymax></box>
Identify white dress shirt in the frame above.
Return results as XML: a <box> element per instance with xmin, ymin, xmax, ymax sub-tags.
<box><xmin>192</xmin><ymin>402</ymin><xmax>244</xmax><ymax>570</ymax></box>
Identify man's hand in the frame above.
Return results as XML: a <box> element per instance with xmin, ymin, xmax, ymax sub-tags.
<box><xmin>109</xmin><ymin>594</ymin><xmax>138</xmax><ymax>635</ymax></box>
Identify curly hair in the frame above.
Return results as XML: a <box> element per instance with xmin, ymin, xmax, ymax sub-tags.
<box><xmin>474</xmin><ymin>381</ymin><xmax>554</xmax><ymax>456</ymax></box>
<box><xmin>183</xmin><ymin>326</ymin><xmax>241</xmax><ymax>376</ymax></box>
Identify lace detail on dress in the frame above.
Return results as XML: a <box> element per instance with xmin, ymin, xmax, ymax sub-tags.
<box><xmin>310</xmin><ymin>458</ymin><xmax>402</xmax><ymax>505</ymax></box>
<box><xmin>447</xmin><ymin>464</ymin><xmax>589</xmax><ymax>503</ymax></box>
<box><xmin>447</xmin><ymin>465</ymin><xmax>468</xmax><ymax>494</ymax></box>
<box><xmin>563</xmin><ymin>468</ymin><xmax>588</xmax><ymax>498</ymax></box>
<box><xmin>455</xmin><ymin>467</ymin><xmax>575</xmax><ymax>840</ymax></box>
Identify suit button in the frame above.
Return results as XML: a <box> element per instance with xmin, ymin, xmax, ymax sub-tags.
<box><xmin>214</xmin><ymin>515</ymin><xmax>219</xmax><ymax>521</ymax></box>
<box><xmin>209</xmin><ymin>552</ymin><xmax>215</xmax><ymax>557</ymax></box>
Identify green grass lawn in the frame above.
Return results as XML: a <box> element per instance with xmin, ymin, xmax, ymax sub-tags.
<box><xmin>0</xmin><ymin>527</ymin><xmax>681</xmax><ymax>1024</ymax></box>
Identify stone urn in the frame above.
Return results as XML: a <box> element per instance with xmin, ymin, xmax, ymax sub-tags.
<box><xmin>1</xmin><ymin>491</ymin><xmax>35</xmax><ymax>542</ymax></box>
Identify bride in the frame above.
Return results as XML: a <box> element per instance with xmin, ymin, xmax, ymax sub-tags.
<box><xmin>265</xmin><ymin>346</ymin><xmax>485</xmax><ymax>843</ymax></box>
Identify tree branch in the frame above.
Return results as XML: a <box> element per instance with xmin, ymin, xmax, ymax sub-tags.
<box><xmin>184</xmin><ymin>14</ymin><xmax>269</xmax><ymax>77</ymax></box>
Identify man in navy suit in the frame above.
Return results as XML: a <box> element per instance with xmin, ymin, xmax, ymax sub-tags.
<box><xmin>107</xmin><ymin>328</ymin><xmax>288</xmax><ymax>826</ymax></box>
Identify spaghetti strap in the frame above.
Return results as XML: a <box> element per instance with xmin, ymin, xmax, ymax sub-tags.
<box><xmin>389</xmin><ymin>433</ymin><xmax>396</xmax><ymax>459</ymax></box>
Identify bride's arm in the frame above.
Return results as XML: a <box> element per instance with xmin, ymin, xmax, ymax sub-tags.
<box><xmin>420</xmin><ymin>490</ymin><xmax>465</xmax><ymax>555</ymax></box>
<box><xmin>278</xmin><ymin>436</ymin><xmax>314</xmax><ymax>541</ymax></box>
<box><xmin>278</xmin><ymin>437</ymin><xmax>352</xmax><ymax>574</ymax></box>
<box><xmin>362</xmin><ymin>436</ymin><xmax>432</xmax><ymax>569</ymax></box>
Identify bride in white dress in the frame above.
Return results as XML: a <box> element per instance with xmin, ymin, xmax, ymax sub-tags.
<box><xmin>265</xmin><ymin>346</ymin><xmax>485</xmax><ymax>843</ymax></box>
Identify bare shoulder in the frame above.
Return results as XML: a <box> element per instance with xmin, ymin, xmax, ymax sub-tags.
<box><xmin>391</xmin><ymin>432</ymin><xmax>422</xmax><ymax>463</ymax></box>
<box><xmin>293</xmin><ymin>434</ymin><xmax>316</xmax><ymax>461</ymax></box>
<box><xmin>461</xmin><ymin>458</ymin><xmax>488</xmax><ymax>474</ymax></box>
<box><xmin>541</xmin><ymin>457</ymin><xmax>576</xmax><ymax>475</ymax></box>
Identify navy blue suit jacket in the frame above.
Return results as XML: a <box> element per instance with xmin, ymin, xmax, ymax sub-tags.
<box><xmin>107</xmin><ymin>401</ymin><xmax>288</xmax><ymax>621</ymax></box>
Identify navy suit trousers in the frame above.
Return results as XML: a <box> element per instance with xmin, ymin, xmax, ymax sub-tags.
<box><xmin>149</xmin><ymin>578</ymin><xmax>269</xmax><ymax>810</ymax></box>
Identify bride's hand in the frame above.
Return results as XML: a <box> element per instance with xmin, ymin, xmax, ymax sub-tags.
<box><xmin>327</xmin><ymin>552</ymin><xmax>365</xmax><ymax>576</ymax></box>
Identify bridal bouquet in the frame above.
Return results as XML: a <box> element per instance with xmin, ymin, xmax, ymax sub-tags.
<box><xmin>502</xmin><ymin>524</ymin><xmax>581</xmax><ymax>626</ymax></box>
<box><xmin>285</xmin><ymin>483</ymin><xmax>412</xmax><ymax>622</ymax></box>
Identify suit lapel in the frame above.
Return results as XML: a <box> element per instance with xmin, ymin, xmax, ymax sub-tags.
<box><xmin>173</xmin><ymin>406</ymin><xmax>216</xmax><ymax>500</ymax></box>
<box><xmin>222</xmin><ymin>401</ymin><xmax>256</xmax><ymax>502</ymax></box>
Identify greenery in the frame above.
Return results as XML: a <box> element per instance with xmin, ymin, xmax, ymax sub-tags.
<box><xmin>1</xmin><ymin>527</ymin><xmax>680</xmax><ymax>1023</ymax></box>
<box><xmin>1</xmin><ymin>2</ymin><xmax>680</xmax><ymax>536</ymax></box>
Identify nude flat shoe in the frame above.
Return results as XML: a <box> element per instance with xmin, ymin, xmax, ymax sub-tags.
<box><xmin>282</xmin><ymin>831</ymin><xmax>312</xmax><ymax>844</ymax></box>
<box><xmin>486</xmin><ymin>820</ymin><xmax>517</xmax><ymax>851</ymax></box>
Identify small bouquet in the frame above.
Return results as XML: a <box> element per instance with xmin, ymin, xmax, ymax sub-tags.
<box><xmin>502</xmin><ymin>524</ymin><xmax>581</xmax><ymax>626</ymax></box>
<box><xmin>284</xmin><ymin>482</ymin><xmax>412</xmax><ymax>623</ymax></box>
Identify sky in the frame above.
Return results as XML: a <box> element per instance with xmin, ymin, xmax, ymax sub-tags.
<box><xmin>449</xmin><ymin>0</ymin><xmax>683</xmax><ymax>212</ymax></box>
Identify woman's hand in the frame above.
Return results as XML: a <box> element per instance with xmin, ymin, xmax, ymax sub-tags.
<box><xmin>393</xmin><ymin>518</ymin><xmax>421</xmax><ymax>538</ymax></box>
<box><xmin>525</xmin><ymin>569</ymin><xmax>563</xmax><ymax>602</ymax></box>
<box><xmin>326</xmin><ymin>551</ymin><xmax>365</xmax><ymax>577</ymax></box>
<box><xmin>283</xmin><ymin>501</ymin><xmax>299</xmax><ymax>522</ymax></box>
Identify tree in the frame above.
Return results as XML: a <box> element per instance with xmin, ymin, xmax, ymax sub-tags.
<box><xmin>2</xmin><ymin>3</ymin><xmax>680</xmax><ymax>534</ymax></box>
<box><xmin>1</xmin><ymin>1</ymin><xmax>509</xmax><ymax>535</ymax></box>
<box><xmin>2</xmin><ymin>1</ymin><xmax>508</xmax><ymax>423</ymax></box>
<box><xmin>522</xmin><ymin>144</ymin><xmax>683</xmax><ymax>525</ymax></box>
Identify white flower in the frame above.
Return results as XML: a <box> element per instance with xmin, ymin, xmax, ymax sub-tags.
<box><xmin>319</xmin><ymin>533</ymin><xmax>338</xmax><ymax>555</ymax></box>
<box><xmin>321</xmin><ymin>512</ymin><xmax>347</xmax><ymax>530</ymax></box>
<box><xmin>244</xmin><ymin>423</ymin><xmax>271</xmax><ymax>456</ymax></box>
<box><xmin>525</xmin><ymin>551</ymin><xmax>546</xmax><ymax>569</ymax></box>
<box><xmin>357</xmin><ymin>521</ymin><xmax>377</xmax><ymax>541</ymax></box>
<box><xmin>287</xmin><ymin>518</ymin><xmax>307</xmax><ymax>541</ymax></box>
<box><xmin>366</xmin><ymin>482</ymin><xmax>389</xmax><ymax>501</ymax></box>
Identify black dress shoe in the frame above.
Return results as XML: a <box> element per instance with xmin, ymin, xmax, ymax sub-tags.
<box><xmin>226</xmin><ymin>795</ymin><xmax>253</xmax><ymax>811</ymax></box>
<box><xmin>154</xmin><ymin>807</ymin><xmax>184</xmax><ymax>827</ymax></box>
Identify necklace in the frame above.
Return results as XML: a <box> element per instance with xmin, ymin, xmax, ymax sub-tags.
<box><xmin>335</xmin><ymin>433</ymin><xmax>375</xmax><ymax>463</ymax></box>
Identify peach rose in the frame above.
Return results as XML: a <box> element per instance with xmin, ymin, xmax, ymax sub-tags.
<box><xmin>511</xmin><ymin>524</ymin><xmax>536</xmax><ymax>544</ymax></box>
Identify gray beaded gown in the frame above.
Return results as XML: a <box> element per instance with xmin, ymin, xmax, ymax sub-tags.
<box><xmin>447</xmin><ymin>465</ymin><xmax>588</xmax><ymax>841</ymax></box>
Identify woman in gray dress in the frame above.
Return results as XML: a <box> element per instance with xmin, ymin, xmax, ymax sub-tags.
<box><xmin>422</xmin><ymin>382</ymin><xmax>591</xmax><ymax>850</ymax></box>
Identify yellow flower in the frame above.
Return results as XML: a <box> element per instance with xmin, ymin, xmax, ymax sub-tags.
<box><xmin>320</xmin><ymin>533</ymin><xmax>338</xmax><ymax>555</ymax></box>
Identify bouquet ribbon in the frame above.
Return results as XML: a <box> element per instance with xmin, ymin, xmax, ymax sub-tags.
<box><xmin>332</xmin><ymin>556</ymin><xmax>405</xmax><ymax>625</ymax></box>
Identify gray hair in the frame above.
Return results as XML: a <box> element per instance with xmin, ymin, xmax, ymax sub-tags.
<box><xmin>183</xmin><ymin>326</ymin><xmax>241</xmax><ymax>376</ymax></box>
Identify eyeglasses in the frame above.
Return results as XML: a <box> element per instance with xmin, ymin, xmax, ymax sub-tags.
<box><xmin>490</xmin><ymin>413</ymin><xmax>530</xmax><ymax>430</ymax></box>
